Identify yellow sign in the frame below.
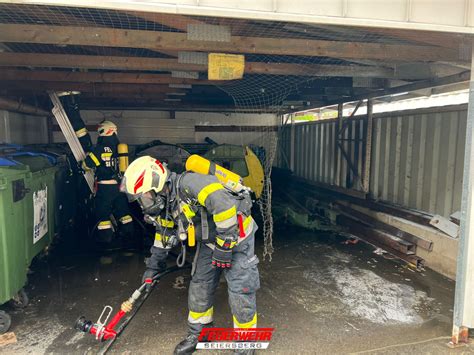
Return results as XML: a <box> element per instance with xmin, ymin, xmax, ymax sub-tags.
<box><xmin>208</xmin><ymin>53</ymin><xmax>245</xmax><ymax>80</ymax></box>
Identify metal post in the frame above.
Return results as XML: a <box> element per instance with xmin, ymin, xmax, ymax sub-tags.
<box><xmin>1</xmin><ymin>110</ymin><xmax>11</xmax><ymax>143</ymax></box>
<box><xmin>362</xmin><ymin>99</ymin><xmax>373</xmax><ymax>193</ymax></box>
<box><xmin>289</xmin><ymin>113</ymin><xmax>295</xmax><ymax>172</ymax></box>
<box><xmin>451</xmin><ymin>45</ymin><xmax>474</xmax><ymax>347</ymax></box>
<box><xmin>335</xmin><ymin>103</ymin><xmax>343</xmax><ymax>186</ymax></box>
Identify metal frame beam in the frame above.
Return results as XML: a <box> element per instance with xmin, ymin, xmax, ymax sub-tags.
<box><xmin>451</xmin><ymin>42</ymin><xmax>474</xmax><ymax>347</ymax></box>
<box><xmin>2</xmin><ymin>1</ymin><xmax>472</xmax><ymax>34</ymax></box>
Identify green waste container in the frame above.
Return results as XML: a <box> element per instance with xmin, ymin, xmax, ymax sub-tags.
<box><xmin>0</xmin><ymin>154</ymin><xmax>58</xmax><ymax>333</ymax></box>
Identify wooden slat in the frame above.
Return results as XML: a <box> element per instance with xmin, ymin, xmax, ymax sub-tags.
<box><xmin>0</xmin><ymin>53</ymin><xmax>406</xmax><ymax>79</ymax></box>
<box><xmin>245</xmin><ymin>61</ymin><xmax>393</xmax><ymax>78</ymax></box>
<box><xmin>0</xmin><ymin>52</ymin><xmax>204</xmax><ymax>72</ymax></box>
<box><xmin>0</xmin><ymin>69</ymin><xmax>219</xmax><ymax>85</ymax></box>
<box><xmin>0</xmin><ymin>24</ymin><xmax>462</xmax><ymax>62</ymax></box>
<box><xmin>0</xmin><ymin>81</ymin><xmax>189</xmax><ymax>94</ymax></box>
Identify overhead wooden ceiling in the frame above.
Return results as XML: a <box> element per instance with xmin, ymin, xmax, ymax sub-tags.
<box><xmin>0</xmin><ymin>3</ymin><xmax>470</xmax><ymax>113</ymax></box>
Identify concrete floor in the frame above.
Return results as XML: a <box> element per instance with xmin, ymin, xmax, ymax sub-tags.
<box><xmin>1</xmin><ymin>226</ymin><xmax>472</xmax><ymax>354</ymax></box>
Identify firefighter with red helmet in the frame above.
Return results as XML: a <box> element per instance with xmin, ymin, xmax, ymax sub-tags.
<box><xmin>82</xmin><ymin>120</ymin><xmax>134</xmax><ymax>246</ymax></box>
<box><xmin>121</xmin><ymin>156</ymin><xmax>259</xmax><ymax>355</ymax></box>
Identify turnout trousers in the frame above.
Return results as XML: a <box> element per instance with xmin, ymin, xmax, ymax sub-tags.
<box><xmin>95</xmin><ymin>183</ymin><xmax>133</xmax><ymax>242</ymax></box>
<box><xmin>187</xmin><ymin>231</ymin><xmax>260</xmax><ymax>335</ymax></box>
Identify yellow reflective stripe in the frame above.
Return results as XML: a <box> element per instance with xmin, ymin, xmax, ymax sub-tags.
<box><xmin>233</xmin><ymin>313</ymin><xmax>257</xmax><ymax>329</ymax></box>
<box><xmin>89</xmin><ymin>152</ymin><xmax>100</xmax><ymax>166</ymax></box>
<box><xmin>120</xmin><ymin>215</ymin><xmax>133</xmax><ymax>224</ymax></box>
<box><xmin>213</xmin><ymin>206</ymin><xmax>237</xmax><ymax>223</ymax></box>
<box><xmin>155</xmin><ymin>233</ymin><xmax>162</xmax><ymax>241</ymax></box>
<box><xmin>181</xmin><ymin>204</ymin><xmax>196</xmax><ymax>220</ymax></box>
<box><xmin>189</xmin><ymin>307</ymin><xmax>213</xmax><ymax>320</ymax></box>
<box><xmin>243</xmin><ymin>216</ymin><xmax>252</xmax><ymax>229</ymax></box>
<box><xmin>158</xmin><ymin>217</ymin><xmax>174</xmax><ymax>228</ymax></box>
<box><xmin>216</xmin><ymin>237</ymin><xmax>236</xmax><ymax>248</ymax></box>
<box><xmin>98</xmin><ymin>220</ymin><xmax>112</xmax><ymax>230</ymax></box>
<box><xmin>101</xmin><ymin>152</ymin><xmax>113</xmax><ymax>160</ymax></box>
<box><xmin>197</xmin><ymin>183</ymin><xmax>224</xmax><ymax>206</ymax></box>
<box><xmin>75</xmin><ymin>127</ymin><xmax>87</xmax><ymax>138</ymax></box>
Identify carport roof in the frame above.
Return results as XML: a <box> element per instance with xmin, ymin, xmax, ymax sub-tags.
<box><xmin>0</xmin><ymin>3</ymin><xmax>470</xmax><ymax>112</ymax></box>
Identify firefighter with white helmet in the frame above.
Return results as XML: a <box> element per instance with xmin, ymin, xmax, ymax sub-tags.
<box><xmin>121</xmin><ymin>156</ymin><xmax>259</xmax><ymax>355</ymax></box>
<box><xmin>82</xmin><ymin>120</ymin><xmax>134</xmax><ymax>247</ymax></box>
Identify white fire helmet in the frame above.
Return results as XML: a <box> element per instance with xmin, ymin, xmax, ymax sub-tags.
<box><xmin>120</xmin><ymin>156</ymin><xmax>169</xmax><ymax>205</ymax></box>
<box><xmin>97</xmin><ymin>120</ymin><xmax>118</xmax><ymax>137</ymax></box>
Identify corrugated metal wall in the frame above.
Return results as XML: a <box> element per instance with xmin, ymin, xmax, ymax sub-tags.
<box><xmin>280</xmin><ymin>117</ymin><xmax>366</xmax><ymax>190</ymax></box>
<box><xmin>280</xmin><ymin>104</ymin><xmax>467</xmax><ymax>217</ymax></box>
<box><xmin>0</xmin><ymin>110</ymin><xmax>49</xmax><ymax>144</ymax></box>
<box><xmin>370</xmin><ymin>105</ymin><xmax>467</xmax><ymax>217</ymax></box>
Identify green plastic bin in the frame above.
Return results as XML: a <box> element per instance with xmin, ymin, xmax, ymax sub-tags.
<box><xmin>0</xmin><ymin>155</ymin><xmax>58</xmax><ymax>332</ymax></box>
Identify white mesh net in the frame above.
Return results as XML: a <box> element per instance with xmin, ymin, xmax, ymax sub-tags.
<box><xmin>0</xmin><ymin>3</ymin><xmax>464</xmax><ymax>261</ymax></box>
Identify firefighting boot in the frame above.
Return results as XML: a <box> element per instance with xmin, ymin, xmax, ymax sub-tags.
<box><xmin>233</xmin><ymin>350</ymin><xmax>255</xmax><ymax>355</ymax></box>
<box><xmin>173</xmin><ymin>333</ymin><xmax>199</xmax><ymax>355</ymax></box>
<box><xmin>174</xmin><ymin>323</ymin><xmax>213</xmax><ymax>355</ymax></box>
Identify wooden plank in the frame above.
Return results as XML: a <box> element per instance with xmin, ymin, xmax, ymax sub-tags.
<box><xmin>245</xmin><ymin>61</ymin><xmax>394</xmax><ymax>78</ymax></box>
<box><xmin>0</xmin><ymin>53</ymin><xmax>404</xmax><ymax>78</ymax></box>
<box><xmin>0</xmin><ymin>81</ymin><xmax>189</xmax><ymax>94</ymax></box>
<box><xmin>0</xmin><ymin>52</ymin><xmax>204</xmax><ymax>72</ymax></box>
<box><xmin>0</xmin><ymin>24</ymin><xmax>463</xmax><ymax>62</ymax></box>
<box><xmin>0</xmin><ymin>69</ymin><xmax>219</xmax><ymax>85</ymax></box>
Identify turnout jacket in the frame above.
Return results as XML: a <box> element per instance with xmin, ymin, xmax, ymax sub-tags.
<box><xmin>146</xmin><ymin>172</ymin><xmax>255</xmax><ymax>269</ymax></box>
<box><xmin>83</xmin><ymin>142</ymin><xmax>120</xmax><ymax>181</ymax></box>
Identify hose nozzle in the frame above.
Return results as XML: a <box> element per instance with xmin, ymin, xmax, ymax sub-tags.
<box><xmin>74</xmin><ymin>316</ymin><xmax>93</xmax><ymax>333</ymax></box>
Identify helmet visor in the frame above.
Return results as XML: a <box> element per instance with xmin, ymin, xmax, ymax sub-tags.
<box><xmin>137</xmin><ymin>191</ymin><xmax>156</xmax><ymax>209</ymax></box>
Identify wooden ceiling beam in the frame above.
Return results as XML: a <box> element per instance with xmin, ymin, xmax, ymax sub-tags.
<box><xmin>0</xmin><ymin>81</ymin><xmax>192</xmax><ymax>94</ymax></box>
<box><xmin>0</xmin><ymin>69</ymin><xmax>220</xmax><ymax>85</ymax></box>
<box><xmin>0</xmin><ymin>24</ymin><xmax>462</xmax><ymax>62</ymax></box>
<box><xmin>0</xmin><ymin>53</ymin><xmax>419</xmax><ymax>79</ymax></box>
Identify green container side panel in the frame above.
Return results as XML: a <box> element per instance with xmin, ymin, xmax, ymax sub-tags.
<box><xmin>0</xmin><ymin>167</ymin><xmax>30</xmax><ymax>304</ymax></box>
<box><xmin>0</xmin><ymin>164</ymin><xmax>58</xmax><ymax>305</ymax></box>
<box><xmin>25</xmin><ymin>167</ymin><xmax>57</xmax><ymax>262</ymax></box>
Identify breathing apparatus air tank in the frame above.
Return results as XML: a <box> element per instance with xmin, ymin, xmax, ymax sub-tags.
<box><xmin>117</xmin><ymin>143</ymin><xmax>129</xmax><ymax>174</ymax></box>
<box><xmin>185</xmin><ymin>154</ymin><xmax>248</xmax><ymax>194</ymax></box>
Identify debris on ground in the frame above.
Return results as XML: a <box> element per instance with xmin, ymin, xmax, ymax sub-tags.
<box><xmin>0</xmin><ymin>332</ymin><xmax>17</xmax><ymax>347</ymax></box>
<box><xmin>373</xmin><ymin>247</ymin><xmax>386</xmax><ymax>255</ymax></box>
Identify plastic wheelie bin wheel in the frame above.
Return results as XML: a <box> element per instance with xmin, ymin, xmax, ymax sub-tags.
<box><xmin>9</xmin><ymin>288</ymin><xmax>29</xmax><ymax>309</ymax></box>
<box><xmin>0</xmin><ymin>310</ymin><xmax>11</xmax><ymax>334</ymax></box>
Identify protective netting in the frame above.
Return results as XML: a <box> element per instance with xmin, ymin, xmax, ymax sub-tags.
<box><xmin>0</xmin><ymin>3</ymin><xmax>466</xmax><ymax>261</ymax></box>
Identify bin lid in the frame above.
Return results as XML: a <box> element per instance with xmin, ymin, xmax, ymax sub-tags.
<box><xmin>0</xmin><ymin>152</ymin><xmax>56</xmax><ymax>171</ymax></box>
<box><xmin>0</xmin><ymin>157</ymin><xmax>18</xmax><ymax>166</ymax></box>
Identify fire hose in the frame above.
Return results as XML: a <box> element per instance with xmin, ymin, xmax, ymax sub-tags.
<box><xmin>74</xmin><ymin>263</ymin><xmax>191</xmax><ymax>354</ymax></box>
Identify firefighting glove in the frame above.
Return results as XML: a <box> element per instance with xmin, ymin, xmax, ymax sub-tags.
<box><xmin>212</xmin><ymin>236</ymin><xmax>236</xmax><ymax>269</ymax></box>
<box><xmin>142</xmin><ymin>268</ymin><xmax>158</xmax><ymax>292</ymax></box>
<box><xmin>142</xmin><ymin>262</ymin><xmax>166</xmax><ymax>291</ymax></box>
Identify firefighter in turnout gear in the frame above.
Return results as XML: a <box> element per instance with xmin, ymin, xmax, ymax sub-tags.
<box><xmin>82</xmin><ymin>121</ymin><xmax>134</xmax><ymax>245</ymax></box>
<box><xmin>121</xmin><ymin>156</ymin><xmax>260</xmax><ymax>355</ymax></box>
